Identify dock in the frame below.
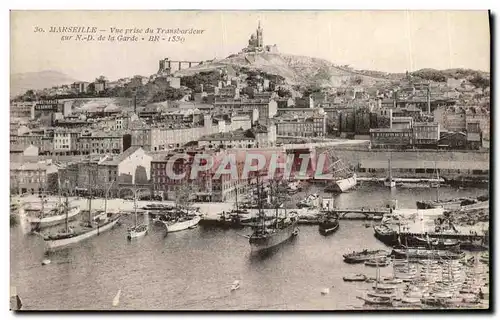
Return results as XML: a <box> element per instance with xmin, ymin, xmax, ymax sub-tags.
<box><xmin>199</xmin><ymin>207</ymin><xmax>389</xmax><ymax>225</ymax></box>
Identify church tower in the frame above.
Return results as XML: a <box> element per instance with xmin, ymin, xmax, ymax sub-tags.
<box><xmin>256</xmin><ymin>20</ymin><xmax>263</xmax><ymax>48</ymax></box>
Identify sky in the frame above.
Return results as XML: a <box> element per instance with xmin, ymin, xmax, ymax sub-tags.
<box><xmin>10</xmin><ymin>10</ymin><xmax>490</xmax><ymax>82</ymax></box>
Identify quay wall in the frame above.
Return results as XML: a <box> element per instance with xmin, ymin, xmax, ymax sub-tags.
<box><xmin>317</xmin><ymin>148</ymin><xmax>490</xmax><ymax>180</ymax></box>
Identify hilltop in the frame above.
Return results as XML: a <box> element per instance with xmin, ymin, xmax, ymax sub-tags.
<box><xmin>173</xmin><ymin>52</ymin><xmax>392</xmax><ymax>89</ymax></box>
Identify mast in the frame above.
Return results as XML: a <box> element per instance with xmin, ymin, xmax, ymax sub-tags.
<box><xmin>435</xmin><ymin>162</ymin><xmax>440</xmax><ymax>202</ymax></box>
<box><xmin>388</xmin><ymin>153</ymin><xmax>393</xmax><ymax>183</ymax></box>
<box><xmin>65</xmin><ymin>186</ymin><xmax>69</xmax><ymax>233</ymax></box>
<box><xmin>134</xmin><ymin>184</ymin><xmax>138</xmax><ymax>228</ymax></box>
<box><xmin>39</xmin><ymin>168</ymin><xmax>45</xmax><ymax>219</ymax></box>
<box><xmin>88</xmin><ymin>163</ymin><xmax>94</xmax><ymax>224</ymax></box>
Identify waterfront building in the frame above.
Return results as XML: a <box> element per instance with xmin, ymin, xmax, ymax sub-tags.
<box><xmin>10</xmin><ymin>160</ymin><xmax>59</xmax><ymax>195</ymax></box>
<box><xmin>369</xmin><ymin>128</ymin><xmax>413</xmax><ymax>149</ymax></box>
<box><xmin>412</xmin><ymin>122</ymin><xmax>440</xmax><ymax>149</ymax></box>
<box><xmin>67</xmin><ymin>147</ymin><xmax>151</xmax><ymax>197</ymax></box>
<box><xmin>438</xmin><ymin>131</ymin><xmax>468</xmax><ymax>150</ymax></box>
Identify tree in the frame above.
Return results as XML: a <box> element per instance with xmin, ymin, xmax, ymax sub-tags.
<box><xmin>95</xmin><ymin>75</ymin><xmax>108</xmax><ymax>82</ymax></box>
<box><xmin>277</xmin><ymin>88</ymin><xmax>292</xmax><ymax>98</ymax></box>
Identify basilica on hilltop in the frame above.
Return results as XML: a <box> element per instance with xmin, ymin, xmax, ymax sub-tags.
<box><xmin>241</xmin><ymin>21</ymin><xmax>279</xmax><ymax>54</ymax></box>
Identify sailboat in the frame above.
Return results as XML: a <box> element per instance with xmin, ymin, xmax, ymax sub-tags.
<box><xmin>226</xmin><ymin>181</ymin><xmax>252</xmax><ymax>226</ymax></box>
<box><xmin>127</xmin><ymin>186</ymin><xmax>149</xmax><ymax>239</ymax></box>
<box><xmin>384</xmin><ymin>153</ymin><xmax>396</xmax><ymax>188</ymax></box>
<box><xmin>27</xmin><ymin>177</ymin><xmax>81</xmax><ymax>231</ymax></box>
<box><xmin>430</xmin><ymin>162</ymin><xmax>440</xmax><ymax>188</ymax></box>
<box><xmin>43</xmin><ymin>177</ymin><xmax>121</xmax><ymax>251</ymax></box>
<box><xmin>158</xmin><ymin>183</ymin><xmax>201</xmax><ymax>233</ymax></box>
<box><xmin>357</xmin><ymin>260</ymin><xmax>397</xmax><ymax>306</ymax></box>
<box><xmin>248</xmin><ymin>176</ymin><xmax>299</xmax><ymax>253</ymax></box>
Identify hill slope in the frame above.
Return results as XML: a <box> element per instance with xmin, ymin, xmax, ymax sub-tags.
<box><xmin>173</xmin><ymin>52</ymin><xmax>391</xmax><ymax>88</ymax></box>
<box><xmin>10</xmin><ymin>70</ymin><xmax>78</xmax><ymax>97</ymax></box>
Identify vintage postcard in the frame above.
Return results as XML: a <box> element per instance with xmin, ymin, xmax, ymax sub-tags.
<box><xmin>9</xmin><ymin>10</ymin><xmax>490</xmax><ymax>311</ymax></box>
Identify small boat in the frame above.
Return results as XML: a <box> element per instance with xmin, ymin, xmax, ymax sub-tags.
<box><xmin>365</xmin><ymin>259</ymin><xmax>390</xmax><ymax>267</ymax></box>
<box><xmin>127</xmin><ymin>189</ymin><xmax>148</xmax><ymax>240</ymax></box>
<box><xmin>318</xmin><ymin>212</ymin><xmax>339</xmax><ymax>235</ymax></box>
<box><xmin>127</xmin><ymin>224</ymin><xmax>148</xmax><ymax>239</ymax></box>
<box><xmin>373</xmin><ymin>225</ymin><xmax>398</xmax><ymax>246</ymax></box>
<box><xmin>356</xmin><ymin>295</ymin><xmax>393</xmax><ymax>306</ymax></box>
<box><xmin>391</xmin><ymin>248</ymin><xmax>465</xmax><ymax>260</ymax></box>
<box><xmin>343</xmin><ymin>274</ymin><xmax>367</xmax><ymax>282</ymax></box>
<box><xmin>160</xmin><ymin>214</ymin><xmax>201</xmax><ymax>233</ymax></box>
<box><xmin>343</xmin><ymin>249</ymin><xmax>391</xmax><ymax>264</ymax></box>
<box><xmin>321</xmin><ymin>288</ymin><xmax>330</xmax><ymax>295</ymax></box>
<box><xmin>230</xmin><ymin>280</ymin><xmax>240</xmax><ymax>291</ymax></box>
<box><xmin>41</xmin><ymin>259</ymin><xmax>51</xmax><ymax>266</ymax></box>
<box><xmin>401</xmin><ymin>296</ymin><xmax>422</xmax><ymax>305</ymax></box>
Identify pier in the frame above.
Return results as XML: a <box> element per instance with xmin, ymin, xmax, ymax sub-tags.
<box><xmin>399</xmin><ymin>232</ymin><xmax>487</xmax><ymax>242</ymax></box>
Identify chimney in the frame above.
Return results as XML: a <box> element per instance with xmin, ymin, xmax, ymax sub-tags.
<box><xmin>389</xmin><ymin>109</ymin><xmax>393</xmax><ymax>129</ymax></box>
<box><xmin>427</xmin><ymin>85</ymin><xmax>431</xmax><ymax>114</ymax></box>
<box><xmin>393</xmin><ymin>90</ymin><xmax>397</xmax><ymax>109</ymax></box>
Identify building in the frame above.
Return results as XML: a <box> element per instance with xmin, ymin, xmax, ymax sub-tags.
<box><xmin>413</xmin><ymin>122</ymin><xmax>440</xmax><ymax>149</ymax></box>
<box><xmin>10</xmin><ymin>102</ymin><xmax>35</xmax><ymax>119</ymax></box>
<box><xmin>227</xmin><ymin>114</ymin><xmax>252</xmax><ymax>132</ymax></box>
<box><xmin>438</xmin><ymin>131</ymin><xmax>468</xmax><ymax>150</ymax></box>
<box><xmin>241</xmin><ymin>21</ymin><xmax>279</xmax><ymax>53</ymax></box>
<box><xmin>198</xmin><ymin>129</ymin><xmax>256</xmax><ymax>150</ymax></box>
<box><xmin>294</xmin><ymin>96</ymin><xmax>314</xmax><ymax>109</ymax></box>
<box><xmin>71</xmin><ymin>81</ymin><xmax>90</xmax><ymax>93</ymax></box>
<box><xmin>213</xmin><ymin>99</ymin><xmax>277</xmax><ymax>126</ymax></box>
<box><xmin>67</xmin><ymin>147</ymin><xmax>152</xmax><ymax>197</ymax></box>
<box><xmin>33</xmin><ymin>100</ymin><xmax>63</xmax><ymax>126</ymax></box>
<box><xmin>151</xmin><ymin>150</ymin><xmax>251</xmax><ymax>202</ymax></box>
<box><xmin>391</xmin><ymin>116</ymin><xmax>413</xmax><ymax>129</ymax></box>
<box><xmin>77</xmin><ymin>131</ymin><xmax>125</xmax><ymax>155</ymax></box>
<box><xmin>130</xmin><ymin>115</ymin><xmax>219</xmax><ymax>151</ymax></box>
<box><xmin>10</xmin><ymin>144</ymin><xmax>39</xmax><ymax>157</ymax></box>
<box><xmin>53</xmin><ymin>129</ymin><xmax>81</xmax><ymax>155</ymax></box>
<box><xmin>10</xmin><ymin>160</ymin><xmax>59</xmax><ymax>195</ymax></box>
<box><xmin>466</xmin><ymin>120</ymin><xmax>482</xmax><ymax>150</ymax></box>
<box><xmin>275</xmin><ymin>112</ymin><xmax>326</xmax><ymax>138</ymax></box>
<box><xmin>369</xmin><ymin>128</ymin><xmax>413</xmax><ymax>149</ymax></box>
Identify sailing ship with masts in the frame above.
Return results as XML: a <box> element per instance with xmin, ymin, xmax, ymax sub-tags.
<box><xmin>155</xmin><ymin>183</ymin><xmax>201</xmax><ymax>233</ymax></box>
<box><xmin>321</xmin><ymin>148</ymin><xmax>357</xmax><ymax>193</ymax></box>
<box><xmin>127</xmin><ymin>185</ymin><xmax>149</xmax><ymax>239</ymax></box>
<box><xmin>248</xmin><ymin>174</ymin><xmax>299</xmax><ymax>253</ymax></box>
<box><xmin>26</xmin><ymin>177</ymin><xmax>81</xmax><ymax>231</ymax></box>
<box><xmin>43</xmin><ymin>167</ymin><xmax>121</xmax><ymax>251</ymax></box>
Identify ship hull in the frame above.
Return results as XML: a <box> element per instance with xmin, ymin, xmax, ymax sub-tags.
<box><xmin>44</xmin><ymin>217</ymin><xmax>120</xmax><ymax>251</ymax></box>
<box><xmin>249</xmin><ymin>221</ymin><xmax>298</xmax><ymax>252</ymax></box>
<box><xmin>333</xmin><ymin>175</ymin><xmax>357</xmax><ymax>193</ymax></box>
<box><xmin>28</xmin><ymin>207</ymin><xmax>80</xmax><ymax>229</ymax></box>
<box><xmin>416</xmin><ymin>200</ymin><xmax>462</xmax><ymax>210</ymax></box>
<box><xmin>127</xmin><ymin>224</ymin><xmax>148</xmax><ymax>239</ymax></box>
<box><xmin>319</xmin><ymin>220</ymin><xmax>339</xmax><ymax>235</ymax></box>
<box><xmin>164</xmin><ymin>216</ymin><xmax>201</xmax><ymax>233</ymax></box>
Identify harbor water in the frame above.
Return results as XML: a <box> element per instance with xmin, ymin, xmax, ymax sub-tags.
<box><xmin>10</xmin><ymin>185</ymin><xmax>489</xmax><ymax>310</ymax></box>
